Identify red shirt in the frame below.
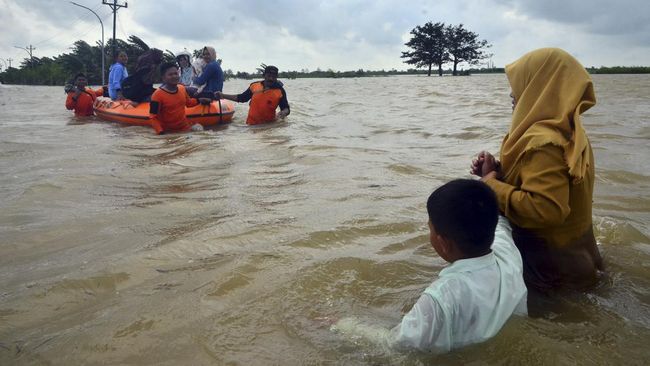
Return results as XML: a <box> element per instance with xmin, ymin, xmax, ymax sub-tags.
<box><xmin>149</xmin><ymin>84</ymin><xmax>199</xmax><ymax>134</ymax></box>
<box><xmin>65</xmin><ymin>87</ymin><xmax>103</xmax><ymax>116</ymax></box>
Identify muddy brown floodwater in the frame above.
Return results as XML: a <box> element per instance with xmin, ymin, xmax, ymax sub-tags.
<box><xmin>1</xmin><ymin>74</ymin><xmax>649</xmax><ymax>365</ymax></box>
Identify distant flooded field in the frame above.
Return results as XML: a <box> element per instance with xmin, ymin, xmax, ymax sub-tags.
<box><xmin>1</xmin><ymin>74</ymin><xmax>649</xmax><ymax>365</ymax></box>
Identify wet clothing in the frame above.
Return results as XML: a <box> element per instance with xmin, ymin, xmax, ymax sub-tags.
<box><xmin>149</xmin><ymin>84</ymin><xmax>199</xmax><ymax>135</ymax></box>
<box><xmin>485</xmin><ymin>48</ymin><xmax>603</xmax><ymax>292</ymax></box>
<box><xmin>390</xmin><ymin>217</ymin><xmax>527</xmax><ymax>352</ymax></box>
<box><xmin>65</xmin><ymin>87</ymin><xmax>103</xmax><ymax>116</ymax></box>
<box><xmin>485</xmin><ymin>145</ymin><xmax>603</xmax><ymax>291</ymax></box>
<box><xmin>108</xmin><ymin>62</ymin><xmax>128</xmax><ymax>100</ymax></box>
<box><xmin>236</xmin><ymin>81</ymin><xmax>290</xmax><ymax>125</ymax></box>
<box><xmin>335</xmin><ymin>217</ymin><xmax>527</xmax><ymax>353</ymax></box>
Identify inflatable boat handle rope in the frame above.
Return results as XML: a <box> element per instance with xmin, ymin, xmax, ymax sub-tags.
<box><xmin>217</xmin><ymin>97</ymin><xmax>223</xmax><ymax>124</ymax></box>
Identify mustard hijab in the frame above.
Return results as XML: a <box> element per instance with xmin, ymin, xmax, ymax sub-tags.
<box><xmin>501</xmin><ymin>48</ymin><xmax>596</xmax><ymax>183</ymax></box>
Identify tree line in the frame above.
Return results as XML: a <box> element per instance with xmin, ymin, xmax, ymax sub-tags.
<box><xmin>0</xmin><ymin>36</ymin><xmax>179</xmax><ymax>86</ymax></box>
<box><xmin>401</xmin><ymin>22</ymin><xmax>492</xmax><ymax>76</ymax></box>
<box><xmin>2</xmin><ymin>33</ymin><xmax>648</xmax><ymax>85</ymax></box>
<box><xmin>0</xmin><ymin>32</ymin><xmax>497</xmax><ymax>86</ymax></box>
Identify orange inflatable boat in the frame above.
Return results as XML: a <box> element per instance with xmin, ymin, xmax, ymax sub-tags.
<box><xmin>93</xmin><ymin>97</ymin><xmax>235</xmax><ymax>128</ymax></box>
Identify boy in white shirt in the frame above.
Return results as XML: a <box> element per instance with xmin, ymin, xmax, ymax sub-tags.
<box><xmin>334</xmin><ymin>179</ymin><xmax>527</xmax><ymax>353</ymax></box>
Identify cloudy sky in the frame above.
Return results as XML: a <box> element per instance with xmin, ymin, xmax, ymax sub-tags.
<box><xmin>1</xmin><ymin>0</ymin><xmax>649</xmax><ymax>72</ymax></box>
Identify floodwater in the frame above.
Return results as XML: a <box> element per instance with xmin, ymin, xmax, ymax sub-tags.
<box><xmin>0</xmin><ymin>74</ymin><xmax>649</xmax><ymax>365</ymax></box>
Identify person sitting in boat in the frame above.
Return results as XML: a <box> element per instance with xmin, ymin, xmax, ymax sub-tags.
<box><xmin>192</xmin><ymin>46</ymin><xmax>224</xmax><ymax>96</ymax></box>
<box><xmin>333</xmin><ymin>179</ymin><xmax>527</xmax><ymax>353</ymax></box>
<box><xmin>65</xmin><ymin>73</ymin><xmax>104</xmax><ymax>116</ymax></box>
<box><xmin>175</xmin><ymin>50</ymin><xmax>194</xmax><ymax>87</ymax></box>
<box><xmin>121</xmin><ymin>48</ymin><xmax>164</xmax><ymax>103</ymax></box>
<box><xmin>149</xmin><ymin>62</ymin><xmax>211</xmax><ymax>135</ymax></box>
<box><xmin>176</xmin><ymin>50</ymin><xmax>201</xmax><ymax>97</ymax></box>
<box><xmin>108</xmin><ymin>50</ymin><xmax>128</xmax><ymax>100</ymax></box>
<box><xmin>216</xmin><ymin>65</ymin><xmax>290</xmax><ymax>125</ymax></box>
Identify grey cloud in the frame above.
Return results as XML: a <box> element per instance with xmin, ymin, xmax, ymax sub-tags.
<box><xmin>130</xmin><ymin>0</ymin><xmax>427</xmax><ymax>45</ymax></box>
<box><xmin>497</xmin><ymin>0</ymin><xmax>650</xmax><ymax>40</ymax></box>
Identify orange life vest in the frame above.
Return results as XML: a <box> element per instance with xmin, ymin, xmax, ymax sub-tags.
<box><xmin>66</xmin><ymin>87</ymin><xmax>103</xmax><ymax>116</ymax></box>
<box><xmin>149</xmin><ymin>84</ymin><xmax>198</xmax><ymax>134</ymax></box>
<box><xmin>247</xmin><ymin>82</ymin><xmax>283</xmax><ymax>125</ymax></box>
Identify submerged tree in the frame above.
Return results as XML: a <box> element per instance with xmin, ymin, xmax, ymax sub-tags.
<box><xmin>445</xmin><ymin>24</ymin><xmax>491</xmax><ymax>76</ymax></box>
<box><xmin>401</xmin><ymin>22</ymin><xmax>448</xmax><ymax>76</ymax></box>
<box><xmin>402</xmin><ymin>22</ymin><xmax>491</xmax><ymax>76</ymax></box>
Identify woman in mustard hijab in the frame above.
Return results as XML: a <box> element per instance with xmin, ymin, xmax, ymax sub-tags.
<box><xmin>471</xmin><ymin>48</ymin><xmax>604</xmax><ymax>296</ymax></box>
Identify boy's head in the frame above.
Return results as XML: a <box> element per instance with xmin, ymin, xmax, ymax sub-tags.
<box><xmin>160</xmin><ymin>62</ymin><xmax>180</xmax><ymax>85</ymax></box>
<box><xmin>74</xmin><ymin>73</ymin><xmax>87</xmax><ymax>87</ymax></box>
<box><xmin>114</xmin><ymin>50</ymin><xmax>128</xmax><ymax>64</ymax></box>
<box><xmin>426</xmin><ymin>179</ymin><xmax>498</xmax><ymax>262</ymax></box>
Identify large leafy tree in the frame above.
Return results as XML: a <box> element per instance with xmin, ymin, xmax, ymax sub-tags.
<box><xmin>445</xmin><ymin>24</ymin><xmax>491</xmax><ymax>76</ymax></box>
<box><xmin>401</xmin><ymin>22</ymin><xmax>449</xmax><ymax>76</ymax></box>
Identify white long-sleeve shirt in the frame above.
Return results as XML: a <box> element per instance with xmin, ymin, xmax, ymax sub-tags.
<box><xmin>334</xmin><ymin>216</ymin><xmax>527</xmax><ymax>353</ymax></box>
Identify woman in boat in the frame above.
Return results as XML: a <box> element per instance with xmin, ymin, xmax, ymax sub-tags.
<box><xmin>192</xmin><ymin>46</ymin><xmax>224</xmax><ymax>96</ymax></box>
<box><xmin>470</xmin><ymin>48</ymin><xmax>604</xmax><ymax>301</ymax></box>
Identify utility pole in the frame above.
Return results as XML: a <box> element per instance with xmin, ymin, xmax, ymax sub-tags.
<box><xmin>7</xmin><ymin>58</ymin><xmax>12</xmax><ymax>68</ymax></box>
<box><xmin>71</xmin><ymin>1</ymin><xmax>105</xmax><ymax>85</ymax></box>
<box><xmin>14</xmin><ymin>45</ymin><xmax>35</xmax><ymax>68</ymax></box>
<box><xmin>103</xmin><ymin>0</ymin><xmax>127</xmax><ymax>58</ymax></box>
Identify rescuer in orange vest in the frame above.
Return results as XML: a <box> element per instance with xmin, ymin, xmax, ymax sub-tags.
<box><xmin>216</xmin><ymin>65</ymin><xmax>290</xmax><ymax>125</ymax></box>
<box><xmin>65</xmin><ymin>73</ymin><xmax>104</xmax><ymax>116</ymax></box>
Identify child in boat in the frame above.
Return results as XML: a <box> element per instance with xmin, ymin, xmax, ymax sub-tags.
<box><xmin>108</xmin><ymin>50</ymin><xmax>128</xmax><ymax>100</ymax></box>
<box><xmin>334</xmin><ymin>179</ymin><xmax>527</xmax><ymax>353</ymax></box>
<box><xmin>176</xmin><ymin>51</ymin><xmax>193</xmax><ymax>87</ymax></box>
<box><xmin>65</xmin><ymin>73</ymin><xmax>104</xmax><ymax>116</ymax></box>
<box><xmin>149</xmin><ymin>62</ymin><xmax>210</xmax><ymax>135</ymax></box>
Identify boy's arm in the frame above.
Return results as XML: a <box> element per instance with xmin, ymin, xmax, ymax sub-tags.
<box><xmin>333</xmin><ymin>293</ymin><xmax>446</xmax><ymax>352</ymax></box>
<box><xmin>185</xmin><ymin>89</ymin><xmax>199</xmax><ymax>107</ymax></box>
<box><xmin>489</xmin><ymin>216</ymin><xmax>519</xmax><ymax>258</ymax></box>
<box><xmin>389</xmin><ymin>293</ymin><xmax>446</xmax><ymax>351</ymax></box>
<box><xmin>332</xmin><ymin>318</ymin><xmax>392</xmax><ymax>350</ymax></box>
<box><xmin>149</xmin><ymin>93</ymin><xmax>164</xmax><ymax>134</ymax></box>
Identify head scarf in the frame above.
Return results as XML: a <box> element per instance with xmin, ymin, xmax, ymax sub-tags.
<box><xmin>501</xmin><ymin>48</ymin><xmax>596</xmax><ymax>184</ymax></box>
<box><xmin>203</xmin><ymin>46</ymin><xmax>217</xmax><ymax>62</ymax></box>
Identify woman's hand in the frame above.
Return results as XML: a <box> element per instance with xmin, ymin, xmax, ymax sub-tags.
<box><xmin>471</xmin><ymin>151</ymin><xmax>501</xmax><ymax>178</ymax></box>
